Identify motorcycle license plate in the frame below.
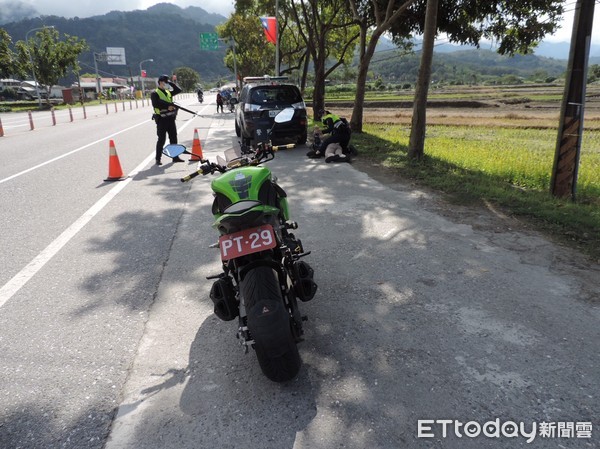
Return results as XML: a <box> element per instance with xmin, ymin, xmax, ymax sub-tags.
<box><xmin>219</xmin><ymin>225</ymin><xmax>277</xmax><ymax>260</ymax></box>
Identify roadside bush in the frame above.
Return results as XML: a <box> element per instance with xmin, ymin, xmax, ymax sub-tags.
<box><xmin>0</xmin><ymin>88</ymin><xmax>17</xmax><ymax>100</ymax></box>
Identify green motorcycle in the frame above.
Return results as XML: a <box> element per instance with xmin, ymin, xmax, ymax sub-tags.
<box><xmin>178</xmin><ymin>108</ymin><xmax>317</xmax><ymax>382</ymax></box>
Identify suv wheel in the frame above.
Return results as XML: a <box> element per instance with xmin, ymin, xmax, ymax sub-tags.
<box><xmin>296</xmin><ymin>131</ymin><xmax>307</xmax><ymax>145</ymax></box>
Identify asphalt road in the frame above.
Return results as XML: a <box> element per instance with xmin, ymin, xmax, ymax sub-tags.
<box><xmin>1</xmin><ymin>95</ymin><xmax>599</xmax><ymax>449</ymax></box>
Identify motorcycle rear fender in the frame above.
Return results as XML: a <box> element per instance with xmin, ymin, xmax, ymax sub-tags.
<box><xmin>212</xmin><ymin>204</ymin><xmax>280</xmax><ymax>234</ymax></box>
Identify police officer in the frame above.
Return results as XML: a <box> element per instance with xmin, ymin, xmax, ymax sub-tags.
<box><xmin>307</xmin><ymin>109</ymin><xmax>351</xmax><ymax>161</ymax></box>
<box><xmin>151</xmin><ymin>74</ymin><xmax>183</xmax><ymax>165</ymax></box>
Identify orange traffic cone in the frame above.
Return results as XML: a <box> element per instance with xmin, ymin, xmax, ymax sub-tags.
<box><xmin>104</xmin><ymin>140</ymin><xmax>126</xmax><ymax>181</ymax></box>
<box><xmin>190</xmin><ymin>128</ymin><xmax>204</xmax><ymax>161</ymax></box>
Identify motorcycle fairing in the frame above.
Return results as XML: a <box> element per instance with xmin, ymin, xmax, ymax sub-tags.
<box><xmin>210</xmin><ymin>166</ymin><xmax>290</xmax><ymax>222</ymax></box>
<box><xmin>211</xmin><ymin>166</ymin><xmax>272</xmax><ymax>204</ymax></box>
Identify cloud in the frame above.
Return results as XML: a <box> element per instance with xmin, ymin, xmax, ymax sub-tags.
<box><xmin>0</xmin><ymin>0</ymin><xmax>38</xmax><ymax>23</ymax></box>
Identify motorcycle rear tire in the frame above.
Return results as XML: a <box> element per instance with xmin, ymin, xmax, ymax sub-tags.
<box><xmin>241</xmin><ymin>266</ymin><xmax>301</xmax><ymax>382</ymax></box>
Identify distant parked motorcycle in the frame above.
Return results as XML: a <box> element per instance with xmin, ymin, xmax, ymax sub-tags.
<box><xmin>228</xmin><ymin>96</ymin><xmax>237</xmax><ymax>112</ymax></box>
<box><xmin>176</xmin><ymin>108</ymin><xmax>317</xmax><ymax>382</ymax></box>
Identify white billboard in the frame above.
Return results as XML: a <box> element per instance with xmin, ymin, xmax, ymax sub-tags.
<box><xmin>106</xmin><ymin>47</ymin><xmax>126</xmax><ymax>65</ymax></box>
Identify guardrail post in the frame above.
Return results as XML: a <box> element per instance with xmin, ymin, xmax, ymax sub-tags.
<box><xmin>69</xmin><ymin>107</ymin><xmax>73</xmax><ymax>122</ymax></box>
<box><xmin>114</xmin><ymin>102</ymin><xmax>118</xmax><ymax>113</ymax></box>
<box><xmin>51</xmin><ymin>108</ymin><xmax>56</xmax><ymax>126</ymax></box>
<box><xmin>0</xmin><ymin>117</ymin><xmax>4</xmax><ymax>137</ymax></box>
<box><xmin>28</xmin><ymin>111</ymin><xmax>34</xmax><ymax>130</ymax></box>
<box><xmin>105</xmin><ymin>103</ymin><xmax>109</xmax><ymax>114</ymax></box>
<box><xmin>83</xmin><ymin>105</ymin><xmax>87</xmax><ymax>119</ymax></box>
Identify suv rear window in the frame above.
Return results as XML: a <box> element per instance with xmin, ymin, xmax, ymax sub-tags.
<box><xmin>249</xmin><ymin>86</ymin><xmax>302</xmax><ymax>105</ymax></box>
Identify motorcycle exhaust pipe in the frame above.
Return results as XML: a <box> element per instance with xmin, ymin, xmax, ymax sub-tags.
<box><xmin>292</xmin><ymin>261</ymin><xmax>317</xmax><ymax>302</ymax></box>
<box><xmin>210</xmin><ymin>277</ymin><xmax>239</xmax><ymax>321</ymax></box>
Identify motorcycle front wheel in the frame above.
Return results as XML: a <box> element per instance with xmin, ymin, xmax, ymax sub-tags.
<box><xmin>241</xmin><ymin>265</ymin><xmax>301</xmax><ymax>382</ymax></box>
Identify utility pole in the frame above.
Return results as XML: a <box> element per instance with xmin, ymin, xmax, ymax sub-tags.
<box><xmin>275</xmin><ymin>0</ymin><xmax>280</xmax><ymax>76</ymax></box>
<box><xmin>231</xmin><ymin>39</ymin><xmax>239</xmax><ymax>91</ymax></box>
<box><xmin>551</xmin><ymin>0</ymin><xmax>595</xmax><ymax>200</ymax></box>
<box><xmin>93</xmin><ymin>52</ymin><xmax>106</xmax><ymax>104</ymax></box>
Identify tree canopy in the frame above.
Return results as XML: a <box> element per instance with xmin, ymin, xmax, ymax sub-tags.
<box><xmin>0</xmin><ymin>28</ymin><xmax>20</xmax><ymax>78</ymax></box>
<box><xmin>173</xmin><ymin>66</ymin><xmax>201</xmax><ymax>92</ymax></box>
<box><xmin>217</xmin><ymin>13</ymin><xmax>275</xmax><ymax>81</ymax></box>
<box><xmin>15</xmin><ymin>27</ymin><xmax>88</xmax><ymax>102</ymax></box>
<box><xmin>392</xmin><ymin>0</ymin><xmax>564</xmax><ymax>56</ymax></box>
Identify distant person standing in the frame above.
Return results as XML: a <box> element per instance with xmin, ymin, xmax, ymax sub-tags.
<box><xmin>216</xmin><ymin>91</ymin><xmax>224</xmax><ymax>113</ymax></box>
<box><xmin>151</xmin><ymin>74</ymin><xmax>183</xmax><ymax>165</ymax></box>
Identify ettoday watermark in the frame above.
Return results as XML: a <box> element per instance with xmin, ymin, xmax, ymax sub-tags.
<box><xmin>417</xmin><ymin>419</ymin><xmax>593</xmax><ymax>444</ymax></box>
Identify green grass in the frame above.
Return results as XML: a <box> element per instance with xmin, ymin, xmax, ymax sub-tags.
<box><xmin>351</xmin><ymin>124</ymin><xmax>600</xmax><ymax>259</ymax></box>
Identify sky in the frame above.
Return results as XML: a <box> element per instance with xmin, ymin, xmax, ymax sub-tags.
<box><xmin>10</xmin><ymin>0</ymin><xmax>600</xmax><ymax>44</ymax></box>
<box><xmin>20</xmin><ymin>0</ymin><xmax>236</xmax><ymax>19</ymax></box>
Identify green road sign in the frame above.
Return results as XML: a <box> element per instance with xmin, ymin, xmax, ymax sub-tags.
<box><xmin>200</xmin><ymin>32</ymin><xmax>219</xmax><ymax>51</ymax></box>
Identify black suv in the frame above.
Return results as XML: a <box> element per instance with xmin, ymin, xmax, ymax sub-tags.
<box><xmin>235</xmin><ymin>76</ymin><xmax>307</xmax><ymax>146</ymax></box>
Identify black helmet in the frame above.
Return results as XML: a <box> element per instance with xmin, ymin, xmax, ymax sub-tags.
<box><xmin>158</xmin><ymin>74</ymin><xmax>170</xmax><ymax>83</ymax></box>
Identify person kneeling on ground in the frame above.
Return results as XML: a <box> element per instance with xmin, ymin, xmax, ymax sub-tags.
<box><xmin>307</xmin><ymin>109</ymin><xmax>351</xmax><ymax>162</ymax></box>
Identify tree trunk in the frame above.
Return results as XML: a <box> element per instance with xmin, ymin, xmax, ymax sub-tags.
<box><xmin>312</xmin><ymin>54</ymin><xmax>327</xmax><ymax>118</ymax></box>
<box><xmin>300</xmin><ymin>50</ymin><xmax>310</xmax><ymax>93</ymax></box>
<box><xmin>408</xmin><ymin>0</ymin><xmax>438</xmax><ymax>160</ymax></box>
<box><xmin>350</xmin><ymin>24</ymin><xmax>370</xmax><ymax>133</ymax></box>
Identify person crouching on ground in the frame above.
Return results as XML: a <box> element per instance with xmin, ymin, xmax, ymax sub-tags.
<box><xmin>307</xmin><ymin>109</ymin><xmax>351</xmax><ymax>162</ymax></box>
<box><xmin>151</xmin><ymin>74</ymin><xmax>184</xmax><ymax>165</ymax></box>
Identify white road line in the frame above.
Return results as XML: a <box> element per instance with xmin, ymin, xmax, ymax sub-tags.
<box><xmin>0</xmin><ymin>154</ymin><xmax>149</xmax><ymax>308</ymax></box>
<box><xmin>0</xmin><ymin>117</ymin><xmax>200</xmax><ymax>309</ymax></box>
<box><xmin>0</xmin><ymin>120</ymin><xmax>149</xmax><ymax>185</ymax></box>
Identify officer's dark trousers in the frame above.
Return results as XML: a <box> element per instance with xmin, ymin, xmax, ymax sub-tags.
<box><xmin>155</xmin><ymin>117</ymin><xmax>178</xmax><ymax>161</ymax></box>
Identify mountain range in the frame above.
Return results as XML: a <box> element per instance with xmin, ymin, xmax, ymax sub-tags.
<box><xmin>0</xmin><ymin>1</ymin><xmax>227</xmax><ymax>27</ymax></box>
<box><xmin>1</xmin><ymin>2</ymin><xmax>232</xmax><ymax>83</ymax></box>
<box><xmin>2</xmin><ymin>1</ymin><xmax>598</xmax><ymax>85</ymax></box>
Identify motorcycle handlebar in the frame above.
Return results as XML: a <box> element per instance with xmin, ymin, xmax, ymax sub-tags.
<box><xmin>181</xmin><ymin>140</ymin><xmax>285</xmax><ymax>182</ymax></box>
<box><xmin>180</xmin><ymin>162</ymin><xmax>213</xmax><ymax>182</ymax></box>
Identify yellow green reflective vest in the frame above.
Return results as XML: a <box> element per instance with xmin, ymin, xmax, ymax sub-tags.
<box><xmin>322</xmin><ymin>112</ymin><xmax>340</xmax><ymax>126</ymax></box>
<box><xmin>154</xmin><ymin>88</ymin><xmax>175</xmax><ymax>116</ymax></box>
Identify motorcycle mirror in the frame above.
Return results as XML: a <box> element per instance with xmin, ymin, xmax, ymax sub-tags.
<box><xmin>163</xmin><ymin>144</ymin><xmax>187</xmax><ymax>158</ymax></box>
<box><xmin>274</xmin><ymin>108</ymin><xmax>295</xmax><ymax>123</ymax></box>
